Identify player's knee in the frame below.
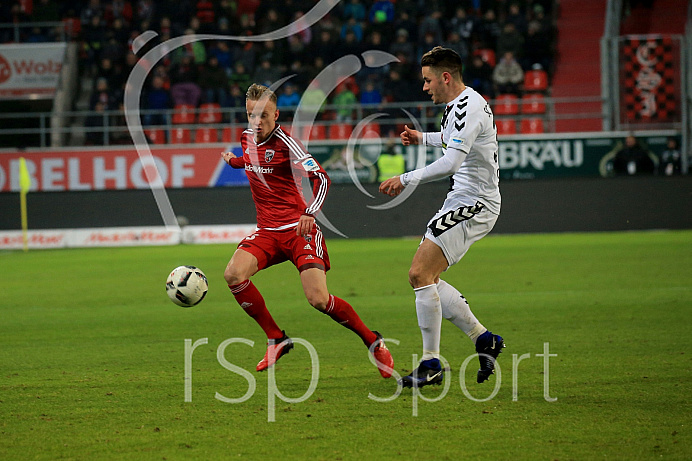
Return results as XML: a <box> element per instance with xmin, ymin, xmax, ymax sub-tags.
<box><xmin>306</xmin><ymin>291</ymin><xmax>329</xmax><ymax>311</ymax></box>
<box><xmin>408</xmin><ymin>266</ymin><xmax>433</xmax><ymax>288</ymax></box>
<box><xmin>224</xmin><ymin>267</ymin><xmax>243</xmax><ymax>287</ymax></box>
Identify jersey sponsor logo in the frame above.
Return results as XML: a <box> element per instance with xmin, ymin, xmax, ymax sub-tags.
<box><xmin>265</xmin><ymin>149</ymin><xmax>275</xmax><ymax>163</ymax></box>
<box><xmin>304</xmin><ymin>244</ymin><xmax>312</xmax><ymax>250</ymax></box>
<box><xmin>245</xmin><ymin>164</ymin><xmax>274</xmax><ymax>174</ymax></box>
<box><xmin>451</xmin><ymin>137</ymin><xmax>464</xmax><ymax>145</ymax></box>
<box><xmin>301</xmin><ymin>158</ymin><xmax>320</xmax><ymax>172</ymax></box>
<box><xmin>428</xmin><ymin>202</ymin><xmax>484</xmax><ymax>237</ymax></box>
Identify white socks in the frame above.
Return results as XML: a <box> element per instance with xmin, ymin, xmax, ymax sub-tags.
<box><xmin>437</xmin><ymin>279</ymin><xmax>487</xmax><ymax>343</ymax></box>
<box><xmin>414</xmin><ymin>284</ymin><xmax>442</xmax><ymax>360</ymax></box>
<box><xmin>414</xmin><ymin>280</ymin><xmax>487</xmax><ymax>361</ymax></box>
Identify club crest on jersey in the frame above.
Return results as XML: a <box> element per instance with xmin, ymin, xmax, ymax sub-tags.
<box><xmin>301</xmin><ymin>158</ymin><xmax>320</xmax><ymax>172</ymax></box>
<box><xmin>304</xmin><ymin>235</ymin><xmax>312</xmax><ymax>243</ymax></box>
<box><xmin>265</xmin><ymin>149</ymin><xmax>275</xmax><ymax>163</ymax></box>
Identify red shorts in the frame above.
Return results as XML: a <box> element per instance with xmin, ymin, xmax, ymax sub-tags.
<box><xmin>237</xmin><ymin>225</ymin><xmax>331</xmax><ymax>272</ymax></box>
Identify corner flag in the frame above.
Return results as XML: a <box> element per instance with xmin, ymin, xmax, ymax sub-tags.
<box><xmin>19</xmin><ymin>157</ymin><xmax>31</xmax><ymax>251</ymax></box>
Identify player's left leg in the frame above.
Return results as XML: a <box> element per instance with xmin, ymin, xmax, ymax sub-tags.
<box><xmin>301</xmin><ymin>268</ymin><xmax>377</xmax><ymax>343</ymax></box>
<box><xmin>431</xmin><ymin>207</ymin><xmax>505</xmax><ymax>383</ymax></box>
<box><xmin>300</xmin><ymin>268</ymin><xmax>393</xmax><ymax>378</ymax></box>
<box><xmin>437</xmin><ymin>279</ymin><xmax>486</xmax><ymax>342</ymax></box>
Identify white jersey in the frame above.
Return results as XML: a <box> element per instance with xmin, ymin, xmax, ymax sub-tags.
<box><xmin>401</xmin><ymin>86</ymin><xmax>501</xmax><ymax>214</ymax></box>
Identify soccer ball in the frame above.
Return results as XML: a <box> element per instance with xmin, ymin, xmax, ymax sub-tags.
<box><xmin>166</xmin><ymin>265</ymin><xmax>208</xmax><ymax>307</ymax></box>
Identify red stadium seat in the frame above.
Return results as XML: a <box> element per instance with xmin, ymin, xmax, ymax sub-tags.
<box><xmin>144</xmin><ymin>128</ymin><xmax>166</xmax><ymax>144</ymax></box>
<box><xmin>361</xmin><ymin>122</ymin><xmax>381</xmax><ymax>138</ymax></box>
<box><xmin>172</xmin><ymin>104</ymin><xmax>196</xmax><ymax>124</ymax></box>
<box><xmin>198</xmin><ymin>103</ymin><xmax>222</xmax><ymax>124</ymax></box>
<box><xmin>521</xmin><ymin>94</ymin><xmax>547</xmax><ymax>114</ymax></box>
<box><xmin>329</xmin><ymin>123</ymin><xmax>353</xmax><ymax>139</ymax></box>
<box><xmin>524</xmin><ymin>69</ymin><xmax>549</xmax><ymax>92</ymax></box>
<box><xmin>493</xmin><ymin>94</ymin><xmax>519</xmax><ymax>115</ymax></box>
<box><xmin>520</xmin><ymin>118</ymin><xmax>545</xmax><ymax>134</ymax></box>
<box><xmin>170</xmin><ymin>127</ymin><xmax>191</xmax><ymax>144</ymax></box>
<box><xmin>474</xmin><ymin>48</ymin><xmax>496</xmax><ymax>67</ymax></box>
<box><xmin>300</xmin><ymin>124</ymin><xmax>327</xmax><ymax>141</ymax></box>
<box><xmin>195</xmin><ymin>127</ymin><xmax>218</xmax><ymax>143</ymax></box>
<box><xmin>222</xmin><ymin>125</ymin><xmax>246</xmax><ymax>143</ymax></box>
<box><xmin>495</xmin><ymin>119</ymin><xmax>517</xmax><ymax>135</ymax></box>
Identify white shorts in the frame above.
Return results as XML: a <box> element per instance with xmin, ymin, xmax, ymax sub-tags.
<box><xmin>424</xmin><ymin>199</ymin><xmax>498</xmax><ymax>266</ymax></box>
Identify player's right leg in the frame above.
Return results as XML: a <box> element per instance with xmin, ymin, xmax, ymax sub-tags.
<box><xmin>400</xmin><ymin>238</ymin><xmax>449</xmax><ymax>388</ymax></box>
<box><xmin>225</xmin><ymin>245</ymin><xmax>292</xmax><ymax>371</ymax></box>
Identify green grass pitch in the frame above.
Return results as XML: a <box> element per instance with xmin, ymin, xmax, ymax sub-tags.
<box><xmin>2</xmin><ymin>231</ymin><xmax>691</xmax><ymax>459</ymax></box>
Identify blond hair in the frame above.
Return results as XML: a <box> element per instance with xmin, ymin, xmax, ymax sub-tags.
<box><xmin>246</xmin><ymin>83</ymin><xmax>278</xmax><ymax>104</ymax></box>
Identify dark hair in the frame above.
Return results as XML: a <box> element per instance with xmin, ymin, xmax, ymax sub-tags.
<box><xmin>420</xmin><ymin>46</ymin><xmax>463</xmax><ymax>80</ymax></box>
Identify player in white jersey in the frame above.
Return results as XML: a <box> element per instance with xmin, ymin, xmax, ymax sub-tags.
<box><xmin>379</xmin><ymin>46</ymin><xmax>505</xmax><ymax>387</ymax></box>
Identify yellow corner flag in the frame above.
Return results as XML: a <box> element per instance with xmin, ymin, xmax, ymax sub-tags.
<box><xmin>19</xmin><ymin>157</ymin><xmax>31</xmax><ymax>252</ymax></box>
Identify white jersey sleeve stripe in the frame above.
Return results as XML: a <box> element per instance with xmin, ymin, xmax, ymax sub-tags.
<box><xmin>277</xmin><ymin>130</ymin><xmax>309</xmax><ymax>160</ymax></box>
<box><xmin>306</xmin><ymin>172</ymin><xmax>329</xmax><ymax>215</ymax></box>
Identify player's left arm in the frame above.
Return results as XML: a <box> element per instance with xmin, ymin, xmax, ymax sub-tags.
<box><xmin>284</xmin><ymin>133</ymin><xmax>331</xmax><ymax>236</ymax></box>
<box><xmin>388</xmin><ymin>101</ymin><xmax>485</xmax><ymax>193</ymax></box>
<box><xmin>379</xmin><ymin>147</ymin><xmax>467</xmax><ymax>196</ymax></box>
<box><xmin>296</xmin><ymin>156</ymin><xmax>331</xmax><ymax>237</ymax></box>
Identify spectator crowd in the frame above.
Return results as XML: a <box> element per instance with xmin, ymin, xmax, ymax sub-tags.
<box><xmin>3</xmin><ymin>0</ymin><xmax>556</xmax><ymax>140</ymax></box>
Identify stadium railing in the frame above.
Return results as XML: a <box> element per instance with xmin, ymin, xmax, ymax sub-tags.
<box><xmin>0</xmin><ymin>97</ymin><xmax>606</xmax><ymax>148</ymax></box>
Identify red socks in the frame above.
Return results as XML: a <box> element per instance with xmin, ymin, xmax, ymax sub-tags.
<box><xmin>229</xmin><ymin>281</ymin><xmax>377</xmax><ymax>347</ymax></box>
<box><xmin>229</xmin><ymin>280</ymin><xmax>283</xmax><ymax>340</ymax></box>
<box><xmin>325</xmin><ymin>295</ymin><xmax>377</xmax><ymax>346</ymax></box>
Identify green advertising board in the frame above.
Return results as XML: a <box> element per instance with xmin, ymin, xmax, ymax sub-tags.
<box><xmin>310</xmin><ymin>131</ymin><xmax>682</xmax><ymax>183</ymax></box>
<box><xmin>496</xmin><ymin>131</ymin><xmax>681</xmax><ymax>179</ymax></box>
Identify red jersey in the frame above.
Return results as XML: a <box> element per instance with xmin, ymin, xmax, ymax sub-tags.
<box><xmin>229</xmin><ymin>125</ymin><xmax>331</xmax><ymax>229</ymax></box>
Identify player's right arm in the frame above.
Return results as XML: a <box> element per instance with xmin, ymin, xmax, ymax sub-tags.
<box><xmin>222</xmin><ymin>150</ymin><xmax>245</xmax><ymax>168</ymax></box>
<box><xmin>400</xmin><ymin>125</ymin><xmax>443</xmax><ymax>147</ymax></box>
<box><xmin>223</xmin><ymin>131</ymin><xmax>247</xmax><ymax>168</ymax></box>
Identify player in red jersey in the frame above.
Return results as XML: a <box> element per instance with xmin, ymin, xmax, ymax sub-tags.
<box><xmin>222</xmin><ymin>83</ymin><xmax>394</xmax><ymax>378</ymax></box>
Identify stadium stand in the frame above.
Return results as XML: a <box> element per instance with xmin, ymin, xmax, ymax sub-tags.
<box><xmin>550</xmin><ymin>0</ymin><xmax>605</xmax><ymax>132</ymax></box>
<box><xmin>1</xmin><ymin>1</ymin><xmax>561</xmax><ymax>145</ymax></box>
